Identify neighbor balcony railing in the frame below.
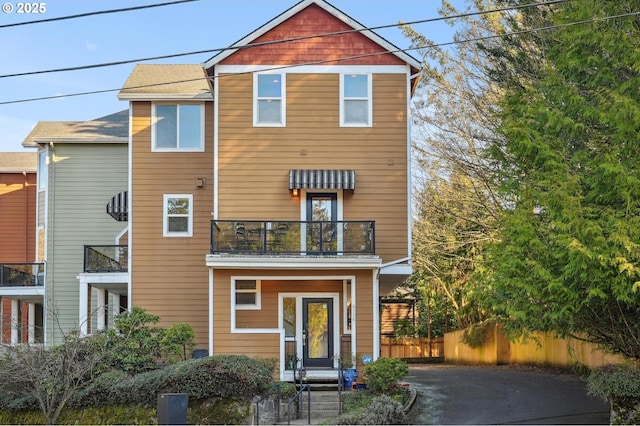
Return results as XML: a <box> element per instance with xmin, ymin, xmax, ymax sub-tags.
<box><xmin>0</xmin><ymin>263</ymin><xmax>45</xmax><ymax>287</ymax></box>
<box><xmin>84</xmin><ymin>245</ymin><xmax>128</xmax><ymax>273</ymax></box>
<box><xmin>210</xmin><ymin>220</ymin><xmax>375</xmax><ymax>256</ymax></box>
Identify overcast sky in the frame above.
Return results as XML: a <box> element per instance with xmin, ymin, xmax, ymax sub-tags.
<box><xmin>0</xmin><ymin>0</ymin><xmax>458</xmax><ymax>152</ymax></box>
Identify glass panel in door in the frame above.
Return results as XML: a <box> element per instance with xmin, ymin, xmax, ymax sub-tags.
<box><xmin>302</xmin><ymin>298</ymin><xmax>334</xmax><ymax>368</ymax></box>
<box><xmin>306</xmin><ymin>193</ymin><xmax>338</xmax><ymax>254</ymax></box>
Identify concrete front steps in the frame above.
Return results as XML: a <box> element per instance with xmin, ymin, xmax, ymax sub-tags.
<box><xmin>276</xmin><ymin>389</ymin><xmax>343</xmax><ymax>425</ymax></box>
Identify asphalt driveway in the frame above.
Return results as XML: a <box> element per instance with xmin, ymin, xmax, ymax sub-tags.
<box><xmin>405</xmin><ymin>364</ymin><xmax>610</xmax><ymax>425</ymax></box>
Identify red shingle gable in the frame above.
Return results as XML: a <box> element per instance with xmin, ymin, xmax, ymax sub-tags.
<box><xmin>221</xmin><ymin>4</ymin><xmax>405</xmax><ymax>66</ymax></box>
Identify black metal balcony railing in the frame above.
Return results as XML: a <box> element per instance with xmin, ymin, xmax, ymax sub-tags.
<box><xmin>210</xmin><ymin>220</ymin><xmax>375</xmax><ymax>256</ymax></box>
<box><xmin>84</xmin><ymin>245</ymin><xmax>128</xmax><ymax>273</ymax></box>
<box><xmin>0</xmin><ymin>263</ymin><xmax>45</xmax><ymax>287</ymax></box>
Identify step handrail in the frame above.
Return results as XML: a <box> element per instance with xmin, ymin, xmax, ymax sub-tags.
<box><xmin>286</xmin><ymin>384</ymin><xmax>311</xmax><ymax>425</ymax></box>
<box><xmin>255</xmin><ymin>384</ymin><xmax>282</xmax><ymax>425</ymax></box>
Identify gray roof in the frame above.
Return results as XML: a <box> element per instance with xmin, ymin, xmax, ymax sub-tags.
<box><xmin>23</xmin><ymin>110</ymin><xmax>129</xmax><ymax>146</ymax></box>
<box><xmin>0</xmin><ymin>152</ymin><xmax>37</xmax><ymax>172</ymax></box>
<box><xmin>118</xmin><ymin>64</ymin><xmax>211</xmax><ymax>99</ymax></box>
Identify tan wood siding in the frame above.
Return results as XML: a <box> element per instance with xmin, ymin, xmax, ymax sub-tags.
<box><xmin>130</xmin><ymin>101</ymin><xmax>214</xmax><ymax>346</ymax></box>
<box><xmin>213</xmin><ymin>269</ymin><xmax>375</xmax><ymax>358</ymax></box>
<box><xmin>217</xmin><ymin>73</ymin><xmax>408</xmax><ymax>262</ymax></box>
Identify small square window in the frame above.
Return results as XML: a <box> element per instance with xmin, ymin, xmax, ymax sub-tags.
<box><xmin>234</xmin><ymin>279</ymin><xmax>261</xmax><ymax>310</ymax></box>
<box><xmin>163</xmin><ymin>194</ymin><xmax>193</xmax><ymax>237</ymax></box>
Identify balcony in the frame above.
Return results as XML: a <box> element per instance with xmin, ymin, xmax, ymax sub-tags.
<box><xmin>210</xmin><ymin>220</ymin><xmax>375</xmax><ymax>256</ymax></box>
<box><xmin>0</xmin><ymin>263</ymin><xmax>44</xmax><ymax>287</ymax></box>
<box><xmin>84</xmin><ymin>245</ymin><xmax>128</xmax><ymax>273</ymax></box>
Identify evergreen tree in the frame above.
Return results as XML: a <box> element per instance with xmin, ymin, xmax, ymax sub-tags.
<box><xmin>485</xmin><ymin>0</ymin><xmax>640</xmax><ymax>359</ymax></box>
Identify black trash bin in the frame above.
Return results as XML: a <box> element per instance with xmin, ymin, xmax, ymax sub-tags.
<box><xmin>157</xmin><ymin>393</ymin><xmax>188</xmax><ymax>425</ymax></box>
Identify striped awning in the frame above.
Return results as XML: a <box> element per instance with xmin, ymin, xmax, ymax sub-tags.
<box><xmin>289</xmin><ymin>169</ymin><xmax>356</xmax><ymax>190</ymax></box>
<box><xmin>106</xmin><ymin>191</ymin><xmax>128</xmax><ymax>222</ymax></box>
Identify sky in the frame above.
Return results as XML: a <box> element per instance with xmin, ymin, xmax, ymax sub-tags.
<box><xmin>0</xmin><ymin>0</ymin><xmax>459</xmax><ymax>152</ymax></box>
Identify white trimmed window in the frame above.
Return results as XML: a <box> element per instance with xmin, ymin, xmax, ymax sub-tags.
<box><xmin>163</xmin><ymin>194</ymin><xmax>193</xmax><ymax>237</ymax></box>
<box><xmin>234</xmin><ymin>279</ymin><xmax>261</xmax><ymax>310</ymax></box>
<box><xmin>152</xmin><ymin>104</ymin><xmax>204</xmax><ymax>151</ymax></box>
<box><xmin>340</xmin><ymin>74</ymin><xmax>372</xmax><ymax>127</ymax></box>
<box><xmin>254</xmin><ymin>73</ymin><xmax>285</xmax><ymax>126</ymax></box>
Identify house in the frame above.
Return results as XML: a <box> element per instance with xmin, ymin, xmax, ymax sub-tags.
<box><xmin>118</xmin><ymin>0</ymin><xmax>420</xmax><ymax>380</ymax></box>
<box><xmin>22</xmin><ymin>111</ymin><xmax>129</xmax><ymax>346</ymax></box>
<box><xmin>0</xmin><ymin>152</ymin><xmax>40</xmax><ymax>344</ymax></box>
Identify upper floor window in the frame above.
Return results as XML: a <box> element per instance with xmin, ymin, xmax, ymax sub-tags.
<box><xmin>341</xmin><ymin>74</ymin><xmax>371</xmax><ymax>127</ymax></box>
<box><xmin>153</xmin><ymin>104</ymin><xmax>204</xmax><ymax>151</ymax></box>
<box><xmin>254</xmin><ymin>73</ymin><xmax>285</xmax><ymax>126</ymax></box>
<box><xmin>163</xmin><ymin>194</ymin><xmax>193</xmax><ymax>237</ymax></box>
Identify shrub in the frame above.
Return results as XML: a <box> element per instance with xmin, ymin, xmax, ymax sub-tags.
<box><xmin>587</xmin><ymin>365</ymin><xmax>640</xmax><ymax>425</ymax></box>
<box><xmin>327</xmin><ymin>392</ymin><xmax>406</xmax><ymax>425</ymax></box>
<box><xmin>358</xmin><ymin>394</ymin><xmax>406</xmax><ymax>425</ymax></box>
<box><xmin>161</xmin><ymin>322</ymin><xmax>196</xmax><ymax>363</ymax></box>
<box><xmin>364</xmin><ymin>358</ymin><xmax>409</xmax><ymax>393</ymax></box>
<box><xmin>104</xmin><ymin>306</ymin><xmax>165</xmax><ymax>374</ymax></box>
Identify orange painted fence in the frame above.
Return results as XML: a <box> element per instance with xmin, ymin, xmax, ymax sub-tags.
<box><xmin>380</xmin><ymin>337</ymin><xmax>444</xmax><ymax>359</ymax></box>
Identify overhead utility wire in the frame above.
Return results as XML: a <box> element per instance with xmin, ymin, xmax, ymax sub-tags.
<box><xmin>1</xmin><ymin>10</ymin><xmax>637</xmax><ymax>106</ymax></box>
<box><xmin>0</xmin><ymin>0</ymin><xmax>199</xmax><ymax>29</ymax></box>
<box><xmin>0</xmin><ymin>0</ymin><xmax>567</xmax><ymax>79</ymax></box>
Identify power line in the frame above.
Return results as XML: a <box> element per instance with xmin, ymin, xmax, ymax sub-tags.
<box><xmin>1</xmin><ymin>6</ymin><xmax>637</xmax><ymax>105</ymax></box>
<box><xmin>0</xmin><ymin>0</ymin><xmax>199</xmax><ymax>29</ymax></box>
<box><xmin>0</xmin><ymin>0</ymin><xmax>567</xmax><ymax>79</ymax></box>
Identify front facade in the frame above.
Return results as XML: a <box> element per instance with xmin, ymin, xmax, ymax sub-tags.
<box><xmin>119</xmin><ymin>0</ymin><xmax>419</xmax><ymax>379</ymax></box>
<box><xmin>0</xmin><ymin>152</ymin><xmax>40</xmax><ymax>344</ymax></box>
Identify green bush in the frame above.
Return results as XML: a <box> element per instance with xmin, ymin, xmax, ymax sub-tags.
<box><xmin>364</xmin><ymin>358</ymin><xmax>409</xmax><ymax>393</ymax></box>
<box><xmin>359</xmin><ymin>394</ymin><xmax>406</xmax><ymax>425</ymax></box>
<box><xmin>104</xmin><ymin>306</ymin><xmax>165</xmax><ymax>374</ymax></box>
<box><xmin>327</xmin><ymin>392</ymin><xmax>406</xmax><ymax>425</ymax></box>
<box><xmin>162</xmin><ymin>322</ymin><xmax>196</xmax><ymax>363</ymax></box>
<box><xmin>587</xmin><ymin>365</ymin><xmax>640</xmax><ymax>425</ymax></box>
<box><xmin>164</xmin><ymin>355</ymin><xmax>273</xmax><ymax>400</ymax></box>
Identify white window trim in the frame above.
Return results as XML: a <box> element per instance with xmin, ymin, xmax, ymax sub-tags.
<box><xmin>163</xmin><ymin>194</ymin><xmax>193</xmax><ymax>237</ymax></box>
<box><xmin>253</xmin><ymin>72</ymin><xmax>286</xmax><ymax>127</ymax></box>
<box><xmin>340</xmin><ymin>73</ymin><xmax>372</xmax><ymax>127</ymax></box>
<box><xmin>233</xmin><ymin>279</ymin><xmax>261</xmax><ymax>310</ymax></box>
<box><xmin>151</xmin><ymin>103</ymin><xmax>205</xmax><ymax>152</ymax></box>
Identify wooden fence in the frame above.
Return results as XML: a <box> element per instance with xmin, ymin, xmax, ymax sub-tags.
<box><xmin>380</xmin><ymin>337</ymin><xmax>444</xmax><ymax>359</ymax></box>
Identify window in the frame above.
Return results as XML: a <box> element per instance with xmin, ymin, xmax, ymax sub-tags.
<box><xmin>341</xmin><ymin>74</ymin><xmax>371</xmax><ymax>126</ymax></box>
<box><xmin>163</xmin><ymin>194</ymin><xmax>193</xmax><ymax>237</ymax></box>
<box><xmin>254</xmin><ymin>73</ymin><xmax>285</xmax><ymax>126</ymax></box>
<box><xmin>153</xmin><ymin>104</ymin><xmax>204</xmax><ymax>151</ymax></box>
<box><xmin>234</xmin><ymin>279</ymin><xmax>261</xmax><ymax>310</ymax></box>
<box><xmin>38</xmin><ymin>151</ymin><xmax>48</xmax><ymax>191</ymax></box>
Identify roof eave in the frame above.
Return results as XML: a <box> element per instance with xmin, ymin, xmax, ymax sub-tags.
<box><xmin>117</xmin><ymin>93</ymin><xmax>213</xmax><ymax>101</ymax></box>
<box><xmin>29</xmin><ymin>137</ymin><xmax>129</xmax><ymax>144</ymax></box>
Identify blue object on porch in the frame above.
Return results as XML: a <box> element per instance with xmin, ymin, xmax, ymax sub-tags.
<box><xmin>343</xmin><ymin>368</ymin><xmax>358</xmax><ymax>389</ymax></box>
<box><xmin>362</xmin><ymin>355</ymin><xmax>373</xmax><ymax>364</ymax></box>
